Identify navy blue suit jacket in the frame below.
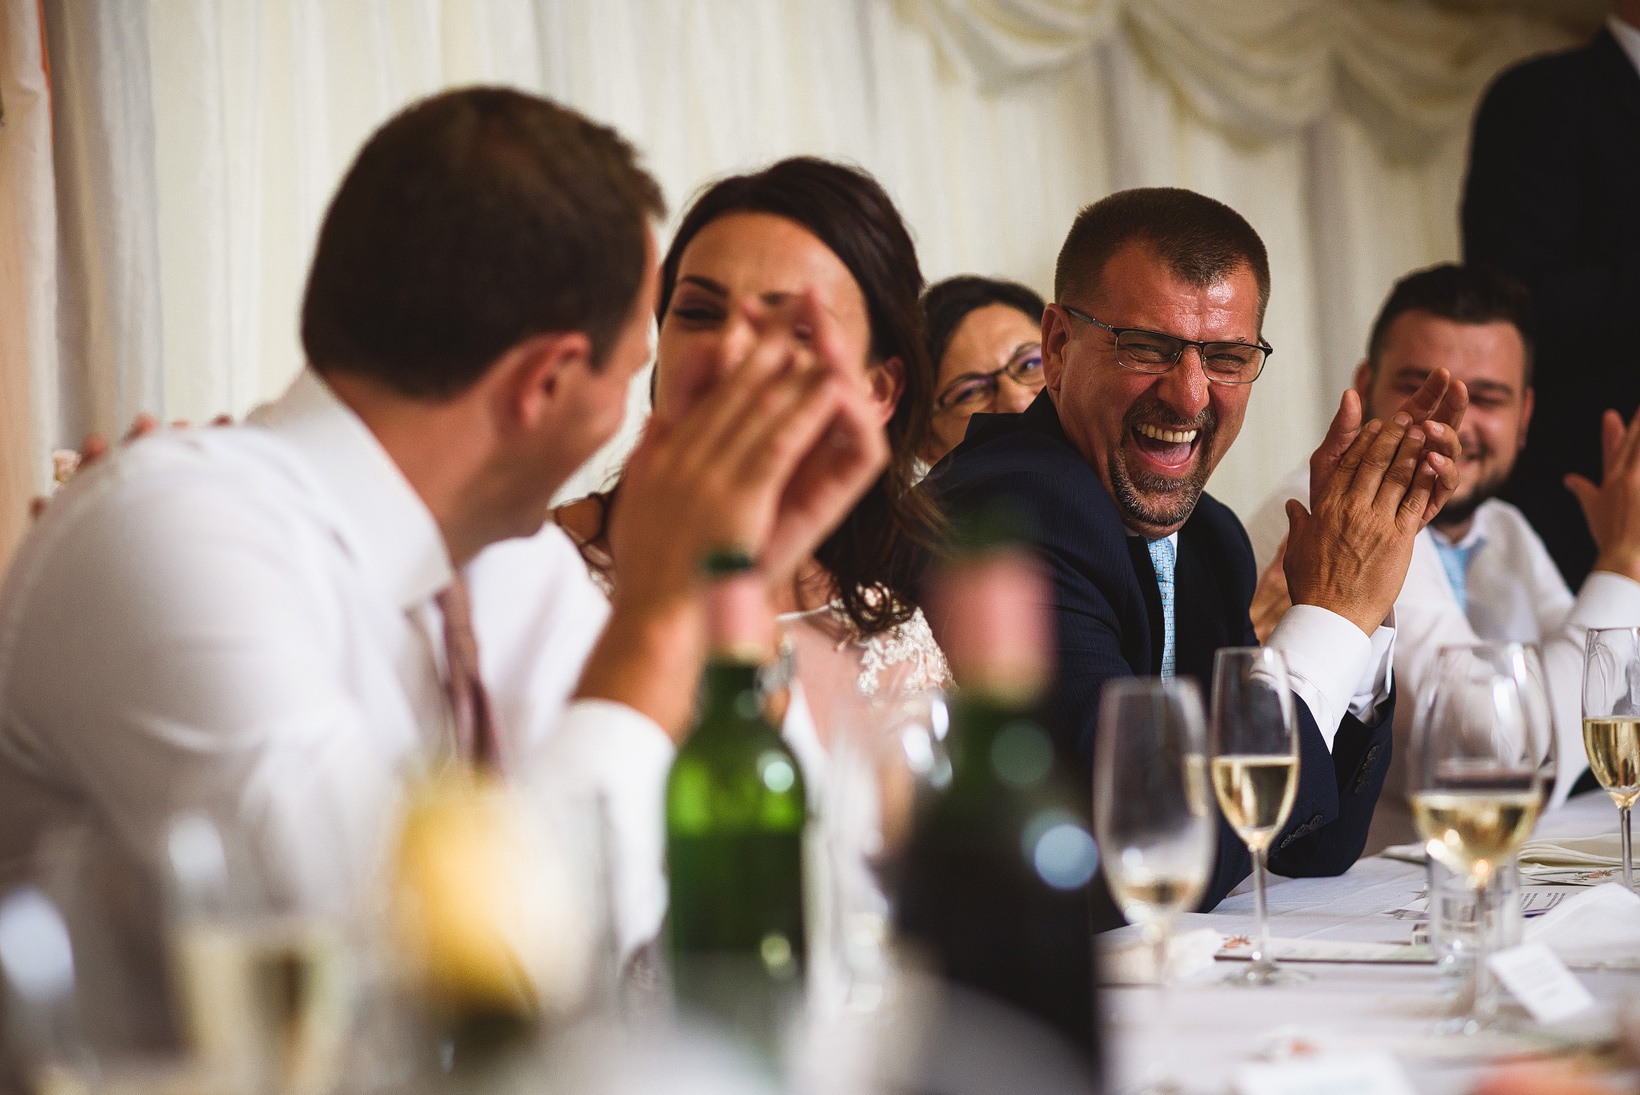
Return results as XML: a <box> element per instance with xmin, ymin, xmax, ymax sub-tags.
<box><xmin>926</xmin><ymin>394</ymin><xmax>1393</xmax><ymax>918</ymax></box>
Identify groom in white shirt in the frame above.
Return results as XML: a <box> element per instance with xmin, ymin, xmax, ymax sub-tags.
<box><xmin>1246</xmin><ymin>263</ymin><xmax>1640</xmax><ymax>853</ymax></box>
<box><xmin>0</xmin><ymin>88</ymin><xmax>887</xmax><ymax>1051</ymax></box>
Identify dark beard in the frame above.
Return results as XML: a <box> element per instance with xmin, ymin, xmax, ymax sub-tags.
<box><xmin>1431</xmin><ymin>455</ymin><xmax>1509</xmax><ymax>535</ymax></box>
<box><xmin>1109</xmin><ymin>397</ymin><xmax>1218</xmax><ymax>531</ymax></box>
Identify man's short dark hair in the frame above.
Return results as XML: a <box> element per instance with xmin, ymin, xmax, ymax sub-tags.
<box><xmin>1053</xmin><ymin>188</ymin><xmax>1270</xmax><ymax>323</ymax></box>
<box><xmin>921</xmin><ymin>275</ymin><xmax>1046</xmax><ymax>373</ymax></box>
<box><xmin>1365</xmin><ymin>263</ymin><xmax>1534</xmax><ymax>384</ymax></box>
<box><xmin>301</xmin><ymin>87</ymin><xmax>665</xmax><ymax>399</ymax></box>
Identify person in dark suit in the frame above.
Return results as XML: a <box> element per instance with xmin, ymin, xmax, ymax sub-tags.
<box><xmin>927</xmin><ymin>188</ymin><xmax>1466</xmax><ymax>912</ymax></box>
<box><xmin>1462</xmin><ymin>5</ymin><xmax>1640</xmax><ymax>588</ymax></box>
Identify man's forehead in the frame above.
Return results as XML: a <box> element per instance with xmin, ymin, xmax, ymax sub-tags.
<box><xmin>1377</xmin><ymin>312</ymin><xmax>1529</xmax><ymax>390</ymax></box>
<box><xmin>1086</xmin><ymin>243</ymin><xmax>1262</xmax><ymax>331</ymax></box>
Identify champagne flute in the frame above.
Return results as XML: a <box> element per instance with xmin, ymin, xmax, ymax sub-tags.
<box><xmin>1209</xmin><ymin>647</ymin><xmax>1301</xmax><ymax>986</ymax></box>
<box><xmin>1410</xmin><ymin>644</ymin><xmax>1549</xmax><ymax>1033</ymax></box>
<box><xmin>1582</xmin><ymin>627</ymin><xmax>1640</xmax><ymax>892</ymax></box>
<box><xmin>1094</xmin><ymin>677</ymin><xmax>1213</xmax><ymax>1094</ymax></box>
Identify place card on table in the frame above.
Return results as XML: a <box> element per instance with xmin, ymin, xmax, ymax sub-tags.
<box><xmin>1232</xmin><ymin>1052</ymin><xmax>1417</xmax><ymax>1095</ymax></box>
<box><xmin>1486</xmin><ymin>943</ymin><xmax>1595</xmax><ymax>1023</ymax></box>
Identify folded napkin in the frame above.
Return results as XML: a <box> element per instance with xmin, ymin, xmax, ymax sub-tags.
<box><xmin>1518</xmin><ymin>833</ymin><xmax>1622</xmax><ymax>869</ymax></box>
<box><xmin>1098</xmin><ymin>928</ymin><xmax>1224</xmax><ymax>985</ymax></box>
<box><xmin>1521</xmin><ymin>883</ymin><xmax>1640</xmax><ymax>969</ymax></box>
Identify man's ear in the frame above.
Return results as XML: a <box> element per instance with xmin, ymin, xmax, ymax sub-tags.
<box><xmin>1041</xmin><ymin>305</ymin><xmax>1072</xmax><ymax>396</ymax></box>
<box><xmin>868</xmin><ymin>356</ymin><xmax>905</xmax><ymax>426</ymax></box>
<box><xmin>1350</xmin><ymin>358</ymin><xmax>1374</xmax><ymax>404</ymax></box>
<box><xmin>1518</xmin><ymin>386</ymin><xmax>1535</xmax><ymax>453</ymax></box>
<box><xmin>501</xmin><ymin>330</ymin><xmax>595</xmax><ymax>429</ymax></box>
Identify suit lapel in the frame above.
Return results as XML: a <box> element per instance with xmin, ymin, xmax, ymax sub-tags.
<box><xmin>1176</xmin><ymin>517</ymin><xmax>1241</xmax><ymax>691</ymax></box>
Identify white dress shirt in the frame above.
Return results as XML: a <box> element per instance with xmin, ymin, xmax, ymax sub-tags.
<box><xmin>1246</xmin><ymin>464</ymin><xmax>1640</xmax><ymax>851</ymax></box>
<box><xmin>0</xmin><ymin>369</ymin><xmax>668</xmax><ymax>1040</ymax></box>
<box><xmin>1135</xmin><ymin>531</ymin><xmax>1394</xmax><ymax>751</ymax></box>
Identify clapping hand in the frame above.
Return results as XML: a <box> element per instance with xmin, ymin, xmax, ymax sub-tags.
<box><xmin>1567</xmin><ymin>408</ymin><xmax>1640</xmax><ymax>583</ymax></box>
<box><xmin>1307</xmin><ymin>369</ymin><xmax>1467</xmax><ymax>526</ymax></box>
<box><xmin>1284</xmin><ymin>373</ymin><xmax>1464</xmax><ymax>636</ymax></box>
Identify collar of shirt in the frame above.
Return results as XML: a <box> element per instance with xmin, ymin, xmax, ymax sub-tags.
<box><xmin>1429</xmin><ymin>500</ymin><xmax>1498</xmax><ymax>554</ymax></box>
<box><xmin>1609</xmin><ymin>15</ymin><xmax>1640</xmax><ymax>78</ymax></box>
<box><xmin>1124</xmin><ymin>529</ymin><xmax>1180</xmax><ymax>551</ymax></box>
<box><xmin>247</xmin><ymin>368</ymin><xmax>453</xmax><ymax>613</ymax></box>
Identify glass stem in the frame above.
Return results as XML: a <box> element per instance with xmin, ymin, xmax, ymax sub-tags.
<box><xmin>1622</xmin><ymin>806</ymin><xmax>1634</xmax><ymax>893</ymax></box>
<box><xmin>1468</xmin><ymin>872</ymin><xmax>1492</xmax><ymax>1031</ymax></box>
<box><xmin>1146</xmin><ymin>923</ymin><xmax>1173</xmax><ymax>1088</ymax></box>
<box><xmin>1251</xmin><ymin>846</ymin><xmax>1271</xmax><ymax>971</ymax></box>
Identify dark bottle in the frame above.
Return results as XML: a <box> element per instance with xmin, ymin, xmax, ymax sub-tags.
<box><xmin>665</xmin><ymin>550</ymin><xmax>807</xmax><ymax>1056</ymax></box>
<box><xmin>896</xmin><ymin>528</ymin><xmax>1102</xmax><ymax>1084</ymax></box>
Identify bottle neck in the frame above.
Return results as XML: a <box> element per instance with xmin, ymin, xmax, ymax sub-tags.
<box><xmin>932</xmin><ymin>549</ymin><xmax>1050</xmax><ymax>697</ymax></box>
<box><xmin>704</xmin><ymin>570</ymin><xmax>774</xmax><ymax>663</ymax></box>
<box><xmin>693</xmin><ymin>657</ymin><xmax>769</xmax><ymax>739</ymax></box>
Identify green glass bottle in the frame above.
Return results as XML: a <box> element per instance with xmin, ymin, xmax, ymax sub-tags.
<box><xmin>665</xmin><ymin>550</ymin><xmax>806</xmax><ymax>1054</ymax></box>
<box><xmin>896</xmin><ymin>522</ymin><xmax>1103</xmax><ymax>1084</ymax></box>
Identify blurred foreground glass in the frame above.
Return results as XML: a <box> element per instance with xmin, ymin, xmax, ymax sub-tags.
<box><xmin>166</xmin><ymin>813</ymin><xmax>352</xmax><ymax>1095</ymax></box>
<box><xmin>1209</xmin><ymin>647</ymin><xmax>1301</xmax><ymax>986</ymax></box>
<box><xmin>1410</xmin><ymin>643</ymin><xmax>1552</xmax><ymax>1033</ymax></box>
<box><xmin>1094</xmin><ymin>677</ymin><xmax>1212</xmax><ymax>1095</ymax></box>
<box><xmin>1582</xmin><ymin>627</ymin><xmax>1640</xmax><ymax>892</ymax></box>
<box><xmin>822</xmin><ymin>686</ymin><xmax>949</xmax><ymax>1015</ymax></box>
<box><xmin>0</xmin><ymin>887</ymin><xmax>93</xmax><ymax>1092</ymax></box>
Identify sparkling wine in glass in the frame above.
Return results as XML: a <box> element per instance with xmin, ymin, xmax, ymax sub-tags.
<box><xmin>1095</xmin><ymin>676</ymin><xmax>1213</xmax><ymax>1094</ymax></box>
<box><xmin>1583</xmin><ymin>627</ymin><xmax>1640</xmax><ymax>892</ymax></box>
<box><xmin>1209</xmin><ymin>647</ymin><xmax>1301</xmax><ymax>986</ymax></box>
<box><xmin>1410</xmin><ymin>643</ymin><xmax>1549</xmax><ymax>1033</ymax></box>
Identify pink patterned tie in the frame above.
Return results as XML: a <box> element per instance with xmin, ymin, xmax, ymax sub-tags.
<box><xmin>434</xmin><ymin>576</ymin><xmax>502</xmax><ymax>772</ymax></box>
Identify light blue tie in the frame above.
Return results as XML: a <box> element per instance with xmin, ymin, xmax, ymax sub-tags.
<box><xmin>1432</xmin><ymin>538</ymin><xmax>1481</xmax><ymax>615</ymax></box>
<box><xmin>1147</xmin><ymin>537</ymin><xmax>1177</xmax><ymax>679</ymax></box>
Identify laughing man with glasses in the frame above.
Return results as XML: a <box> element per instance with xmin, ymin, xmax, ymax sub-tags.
<box><xmin>924</xmin><ymin>186</ymin><xmax>1469</xmax><ymax>918</ymax></box>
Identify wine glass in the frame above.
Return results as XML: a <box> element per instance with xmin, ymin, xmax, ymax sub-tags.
<box><xmin>1209</xmin><ymin>647</ymin><xmax>1301</xmax><ymax>986</ymax></box>
<box><xmin>1425</xmin><ymin>643</ymin><xmax>1554</xmax><ymax>981</ymax></box>
<box><xmin>1582</xmin><ymin>627</ymin><xmax>1640</xmax><ymax>892</ymax></box>
<box><xmin>822</xmin><ymin>685</ymin><xmax>951</xmax><ymax>1016</ymax></box>
<box><xmin>1410</xmin><ymin>643</ymin><xmax>1551</xmax><ymax>1033</ymax></box>
<box><xmin>1094</xmin><ymin>677</ymin><xmax>1213</xmax><ymax>1094</ymax></box>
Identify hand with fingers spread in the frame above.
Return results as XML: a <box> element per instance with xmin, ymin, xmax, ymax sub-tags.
<box><xmin>1309</xmin><ymin>369</ymin><xmax>1466</xmax><ymax>527</ymax></box>
<box><xmin>578</xmin><ymin>291</ymin><xmax>890</xmax><ymax>736</ymax></box>
<box><xmin>614</xmin><ymin>290</ymin><xmax>886</xmax><ymax>609</ymax></box>
<box><xmin>1285</xmin><ymin>408</ymin><xmax>1451</xmax><ymax>635</ymax></box>
<box><xmin>1567</xmin><ymin>408</ymin><xmax>1640</xmax><ymax>583</ymax></box>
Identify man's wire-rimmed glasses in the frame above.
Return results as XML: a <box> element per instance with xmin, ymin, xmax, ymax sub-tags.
<box><xmin>933</xmin><ymin>343</ymin><xmax>1045</xmax><ymax>411</ymax></box>
<box><xmin>1059</xmin><ymin>304</ymin><xmax>1271</xmax><ymax>385</ymax></box>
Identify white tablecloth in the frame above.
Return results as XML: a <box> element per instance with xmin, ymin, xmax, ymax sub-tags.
<box><xmin>1102</xmin><ymin>792</ymin><xmax>1640</xmax><ymax>1094</ymax></box>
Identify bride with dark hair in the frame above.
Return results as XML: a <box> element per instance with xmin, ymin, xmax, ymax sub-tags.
<box><xmin>554</xmin><ymin>156</ymin><xmax>949</xmax><ymax>741</ymax></box>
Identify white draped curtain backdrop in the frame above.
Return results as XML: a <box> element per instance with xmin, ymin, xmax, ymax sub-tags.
<box><xmin>0</xmin><ymin>0</ymin><xmax>1606</xmax><ymax>564</ymax></box>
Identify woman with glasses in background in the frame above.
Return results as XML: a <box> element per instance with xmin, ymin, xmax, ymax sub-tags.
<box><xmin>919</xmin><ymin>275</ymin><xmax>1047</xmax><ymax>467</ymax></box>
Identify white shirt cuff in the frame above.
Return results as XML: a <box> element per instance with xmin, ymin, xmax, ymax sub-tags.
<box><xmin>526</xmin><ymin>699</ymin><xmax>675</xmax><ymax>956</ymax></box>
<box><xmin>1267</xmin><ymin>605</ymin><xmax>1391</xmax><ymax>750</ymax></box>
<box><xmin>1571</xmin><ymin>570</ymin><xmax>1640</xmax><ymax>628</ymax></box>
